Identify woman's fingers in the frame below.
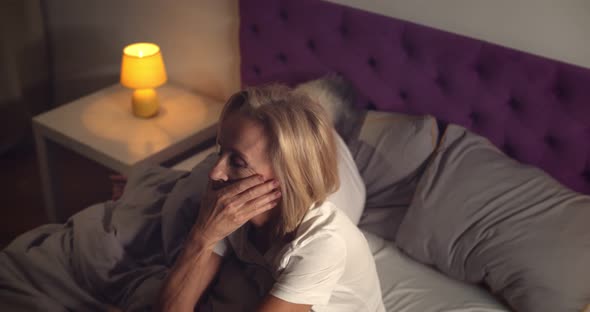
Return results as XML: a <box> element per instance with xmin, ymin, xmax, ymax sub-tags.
<box><xmin>230</xmin><ymin>179</ymin><xmax>279</xmax><ymax>208</ymax></box>
<box><xmin>238</xmin><ymin>190</ymin><xmax>282</xmax><ymax>221</ymax></box>
<box><xmin>243</xmin><ymin>199</ymin><xmax>280</xmax><ymax>221</ymax></box>
<box><xmin>218</xmin><ymin>174</ymin><xmax>264</xmax><ymax>199</ymax></box>
<box><xmin>196</xmin><ymin>176</ymin><xmax>281</xmax><ymax>242</ymax></box>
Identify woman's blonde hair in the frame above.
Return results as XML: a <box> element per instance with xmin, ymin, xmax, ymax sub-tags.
<box><xmin>219</xmin><ymin>84</ymin><xmax>339</xmax><ymax>237</ymax></box>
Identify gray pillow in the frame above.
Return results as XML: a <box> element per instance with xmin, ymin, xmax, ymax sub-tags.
<box><xmin>396</xmin><ymin>124</ymin><xmax>590</xmax><ymax>312</ymax></box>
<box><xmin>351</xmin><ymin>111</ymin><xmax>438</xmax><ymax>240</ymax></box>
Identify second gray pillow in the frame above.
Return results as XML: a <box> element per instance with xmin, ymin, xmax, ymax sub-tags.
<box><xmin>396</xmin><ymin>124</ymin><xmax>590</xmax><ymax>312</ymax></box>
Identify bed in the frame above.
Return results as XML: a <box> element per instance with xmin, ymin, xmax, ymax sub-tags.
<box><xmin>204</xmin><ymin>0</ymin><xmax>590</xmax><ymax>310</ymax></box>
<box><xmin>1</xmin><ymin>0</ymin><xmax>589</xmax><ymax>311</ymax></box>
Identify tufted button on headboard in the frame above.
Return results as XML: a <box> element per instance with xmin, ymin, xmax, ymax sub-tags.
<box><xmin>239</xmin><ymin>0</ymin><xmax>590</xmax><ymax>195</ymax></box>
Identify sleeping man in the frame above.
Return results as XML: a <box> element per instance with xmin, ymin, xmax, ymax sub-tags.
<box><xmin>156</xmin><ymin>85</ymin><xmax>385</xmax><ymax>311</ymax></box>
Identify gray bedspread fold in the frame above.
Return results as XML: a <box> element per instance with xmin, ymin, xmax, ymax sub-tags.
<box><xmin>0</xmin><ymin>159</ymin><xmax>221</xmax><ymax>311</ymax></box>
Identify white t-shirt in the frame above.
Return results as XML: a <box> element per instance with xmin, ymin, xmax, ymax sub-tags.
<box><xmin>213</xmin><ymin>133</ymin><xmax>384</xmax><ymax>311</ymax></box>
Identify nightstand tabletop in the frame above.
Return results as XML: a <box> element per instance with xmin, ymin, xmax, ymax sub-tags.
<box><xmin>33</xmin><ymin>84</ymin><xmax>224</xmax><ymax>174</ymax></box>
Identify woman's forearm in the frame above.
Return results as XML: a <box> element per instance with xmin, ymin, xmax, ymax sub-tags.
<box><xmin>156</xmin><ymin>237</ymin><xmax>221</xmax><ymax>312</ymax></box>
<box><xmin>155</xmin><ymin>173</ymin><xmax>276</xmax><ymax>311</ymax></box>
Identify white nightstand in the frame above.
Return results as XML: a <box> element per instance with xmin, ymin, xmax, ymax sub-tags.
<box><xmin>33</xmin><ymin>83</ymin><xmax>224</xmax><ymax>222</ymax></box>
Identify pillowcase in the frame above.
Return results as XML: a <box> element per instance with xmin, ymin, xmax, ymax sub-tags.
<box><xmin>323</xmin><ymin>132</ymin><xmax>366</xmax><ymax>225</ymax></box>
<box><xmin>396</xmin><ymin>124</ymin><xmax>590</xmax><ymax>312</ymax></box>
<box><xmin>350</xmin><ymin>111</ymin><xmax>438</xmax><ymax>240</ymax></box>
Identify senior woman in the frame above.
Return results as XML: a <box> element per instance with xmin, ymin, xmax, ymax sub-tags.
<box><xmin>157</xmin><ymin>85</ymin><xmax>385</xmax><ymax>312</ymax></box>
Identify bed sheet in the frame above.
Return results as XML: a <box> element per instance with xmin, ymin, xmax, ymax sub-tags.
<box><xmin>362</xmin><ymin>231</ymin><xmax>508</xmax><ymax>312</ymax></box>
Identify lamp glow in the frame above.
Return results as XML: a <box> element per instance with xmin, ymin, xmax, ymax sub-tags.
<box><xmin>120</xmin><ymin>42</ymin><xmax>167</xmax><ymax>118</ymax></box>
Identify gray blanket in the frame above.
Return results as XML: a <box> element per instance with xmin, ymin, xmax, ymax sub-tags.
<box><xmin>0</xmin><ymin>155</ymin><xmax>262</xmax><ymax>311</ymax></box>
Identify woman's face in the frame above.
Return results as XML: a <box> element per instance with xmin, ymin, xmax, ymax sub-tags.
<box><xmin>209</xmin><ymin>112</ymin><xmax>277</xmax><ymax>227</ymax></box>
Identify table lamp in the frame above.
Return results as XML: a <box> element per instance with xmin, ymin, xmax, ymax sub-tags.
<box><xmin>120</xmin><ymin>42</ymin><xmax>167</xmax><ymax>118</ymax></box>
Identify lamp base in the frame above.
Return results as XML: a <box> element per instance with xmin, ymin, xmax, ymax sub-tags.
<box><xmin>132</xmin><ymin>88</ymin><xmax>159</xmax><ymax>118</ymax></box>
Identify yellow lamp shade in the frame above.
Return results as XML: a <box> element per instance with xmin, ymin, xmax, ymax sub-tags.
<box><xmin>120</xmin><ymin>42</ymin><xmax>167</xmax><ymax>118</ymax></box>
<box><xmin>120</xmin><ymin>42</ymin><xmax>167</xmax><ymax>89</ymax></box>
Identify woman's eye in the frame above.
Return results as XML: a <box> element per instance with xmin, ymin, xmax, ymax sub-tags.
<box><xmin>230</xmin><ymin>156</ymin><xmax>247</xmax><ymax>168</ymax></box>
<box><xmin>217</xmin><ymin>144</ymin><xmax>247</xmax><ymax>168</ymax></box>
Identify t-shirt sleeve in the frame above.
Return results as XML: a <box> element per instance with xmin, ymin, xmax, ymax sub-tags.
<box><xmin>213</xmin><ymin>238</ymin><xmax>229</xmax><ymax>257</ymax></box>
<box><xmin>270</xmin><ymin>234</ymin><xmax>347</xmax><ymax>305</ymax></box>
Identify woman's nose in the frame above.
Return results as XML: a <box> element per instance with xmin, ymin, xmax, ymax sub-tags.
<box><xmin>209</xmin><ymin>156</ymin><xmax>229</xmax><ymax>182</ymax></box>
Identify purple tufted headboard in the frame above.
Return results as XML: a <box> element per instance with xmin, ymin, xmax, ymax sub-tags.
<box><xmin>239</xmin><ymin>0</ymin><xmax>590</xmax><ymax>195</ymax></box>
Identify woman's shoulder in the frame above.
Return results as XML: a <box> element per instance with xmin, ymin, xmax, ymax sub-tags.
<box><xmin>282</xmin><ymin>201</ymin><xmax>356</xmax><ymax>255</ymax></box>
<box><xmin>274</xmin><ymin>203</ymin><xmax>347</xmax><ymax>272</ymax></box>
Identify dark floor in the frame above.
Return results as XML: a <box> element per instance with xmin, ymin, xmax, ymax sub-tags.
<box><xmin>0</xmin><ymin>140</ymin><xmax>114</xmax><ymax>249</ymax></box>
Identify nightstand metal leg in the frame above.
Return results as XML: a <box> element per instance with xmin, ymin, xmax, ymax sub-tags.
<box><xmin>34</xmin><ymin>128</ymin><xmax>62</xmax><ymax>223</ymax></box>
